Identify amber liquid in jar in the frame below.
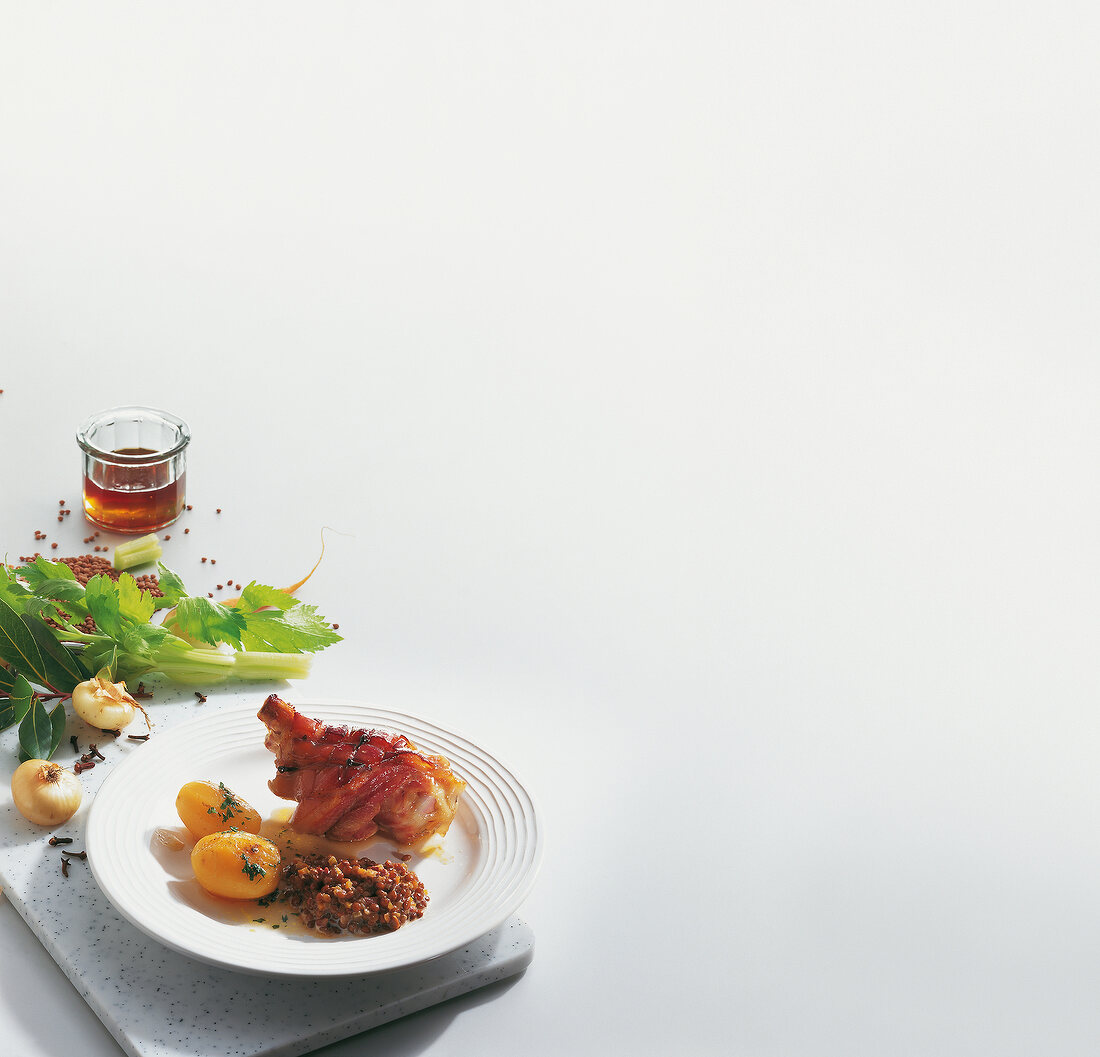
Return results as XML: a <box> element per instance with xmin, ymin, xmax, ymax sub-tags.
<box><xmin>82</xmin><ymin>447</ymin><xmax>187</xmax><ymax>533</ymax></box>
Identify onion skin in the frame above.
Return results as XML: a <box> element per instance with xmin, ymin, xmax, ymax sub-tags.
<box><xmin>10</xmin><ymin>760</ymin><xmax>82</xmax><ymax>827</ymax></box>
<box><xmin>71</xmin><ymin>675</ymin><xmax>149</xmax><ymax>731</ymax></box>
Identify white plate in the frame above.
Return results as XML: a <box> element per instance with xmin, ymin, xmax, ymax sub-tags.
<box><xmin>85</xmin><ymin>700</ymin><xmax>542</xmax><ymax>977</ymax></box>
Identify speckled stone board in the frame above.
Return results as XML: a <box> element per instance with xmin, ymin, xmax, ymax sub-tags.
<box><xmin>0</xmin><ymin>691</ymin><xmax>535</xmax><ymax>1057</ymax></box>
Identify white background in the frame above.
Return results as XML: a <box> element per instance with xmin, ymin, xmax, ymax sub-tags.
<box><xmin>2</xmin><ymin>2</ymin><xmax>1100</xmax><ymax>1055</ymax></box>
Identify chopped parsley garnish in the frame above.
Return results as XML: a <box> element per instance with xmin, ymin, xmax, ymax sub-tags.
<box><xmin>241</xmin><ymin>856</ymin><xmax>266</xmax><ymax>881</ymax></box>
<box><xmin>207</xmin><ymin>782</ymin><xmax>243</xmax><ymax>823</ymax></box>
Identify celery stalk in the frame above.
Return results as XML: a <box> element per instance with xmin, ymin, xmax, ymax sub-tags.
<box><xmin>113</xmin><ymin>533</ymin><xmax>164</xmax><ymax>571</ymax></box>
<box><xmin>151</xmin><ymin>642</ymin><xmax>313</xmax><ymax>684</ymax></box>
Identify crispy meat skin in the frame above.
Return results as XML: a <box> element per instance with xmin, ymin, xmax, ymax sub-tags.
<box><xmin>257</xmin><ymin>695</ymin><xmax>465</xmax><ymax>845</ymax></box>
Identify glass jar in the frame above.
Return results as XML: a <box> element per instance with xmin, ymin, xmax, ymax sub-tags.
<box><xmin>76</xmin><ymin>406</ymin><xmax>191</xmax><ymax>533</ymax></box>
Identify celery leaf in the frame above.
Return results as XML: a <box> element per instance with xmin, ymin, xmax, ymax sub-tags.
<box><xmin>84</xmin><ymin>575</ymin><xmax>122</xmax><ymax>638</ymax></box>
<box><xmin>116</xmin><ymin>573</ymin><xmax>156</xmax><ymax>625</ymax></box>
<box><xmin>171</xmin><ymin>596</ymin><xmax>245</xmax><ymax>649</ymax></box>
<box><xmin>237</xmin><ymin>603</ymin><xmax>342</xmax><ymax>654</ymax></box>
<box><xmin>237</xmin><ymin>582</ymin><xmax>298</xmax><ymax>614</ymax></box>
<box><xmin>153</xmin><ymin>563</ymin><xmax>188</xmax><ymax>609</ymax></box>
<box><xmin>33</xmin><ymin>578</ymin><xmax>86</xmax><ymax>603</ymax></box>
<box><xmin>15</xmin><ymin>556</ymin><xmax>77</xmax><ymax>587</ymax></box>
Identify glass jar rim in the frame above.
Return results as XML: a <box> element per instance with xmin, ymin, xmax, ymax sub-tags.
<box><xmin>76</xmin><ymin>405</ymin><xmax>192</xmax><ymax>464</ymax></box>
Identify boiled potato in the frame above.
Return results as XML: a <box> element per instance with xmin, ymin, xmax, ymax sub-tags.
<box><xmin>191</xmin><ymin>829</ymin><xmax>281</xmax><ymax>899</ymax></box>
<box><xmin>176</xmin><ymin>780</ymin><xmax>261</xmax><ymax>840</ymax></box>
